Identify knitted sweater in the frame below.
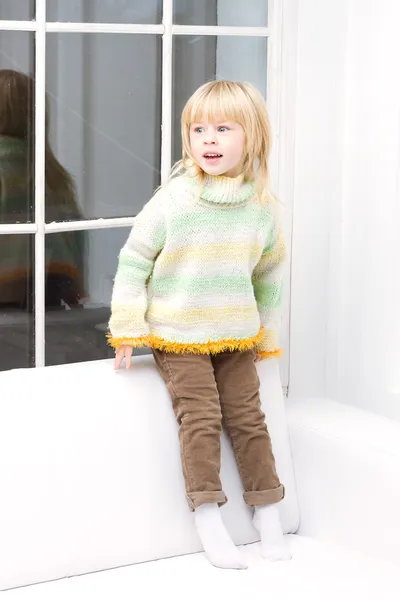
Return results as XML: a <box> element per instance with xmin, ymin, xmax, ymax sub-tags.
<box><xmin>107</xmin><ymin>173</ymin><xmax>287</xmax><ymax>357</ymax></box>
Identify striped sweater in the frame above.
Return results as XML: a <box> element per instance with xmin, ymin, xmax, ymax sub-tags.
<box><xmin>107</xmin><ymin>172</ymin><xmax>287</xmax><ymax>358</ymax></box>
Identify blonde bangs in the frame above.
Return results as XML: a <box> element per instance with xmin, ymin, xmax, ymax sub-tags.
<box><xmin>182</xmin><ymin>81</ymin><xmax>248</xmax><ymax>130</ymax></box>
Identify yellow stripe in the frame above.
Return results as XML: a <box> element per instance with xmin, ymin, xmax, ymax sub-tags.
<box><xmin>147</xmin><ymin>304</ymin><xmax>258</xmax><ymax>324</ymax></box>
<box><xmin>109</xmin><ymin>306</ymin><xmax>147</xmax><ymax>330</ymax></box>
<box><xmin>110</xmin><ymin>301</ymin><xmax>146</xmax><ymax>313</ymax></box>
<box><xmin>257</xmin><ymin>239</ymin><xmax>287</xmax><ymax>270</ymax></box>
<box><xmin>156</xmin><ymin>242</ymin><xmax>263</xmax><ymax>268</ymax></box>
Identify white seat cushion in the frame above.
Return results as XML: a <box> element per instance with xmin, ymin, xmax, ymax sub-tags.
<box><xmin>5</xmin><ymin>535</ymin><xmax>400</xmax><ymax>599</ymax></box>
<box><xmin>0</xmin><ymin>356</ymin><xmax>299</xmax><ymax>589</ymax></box>
<box><xmin>286</xmin><ymin>397</ymin><xmax>400</xmax><ymax>567</ymax></box>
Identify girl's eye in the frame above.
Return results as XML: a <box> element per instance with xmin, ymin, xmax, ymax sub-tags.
<box><xmin>194</xmin><ymin>127</ymin><xmax>205</xmax><ymax>133</ymax></box>
<box><xmin>218</xmin><ymin>126</ymin><xmax>229</xmax><ymax>132</ymax></box>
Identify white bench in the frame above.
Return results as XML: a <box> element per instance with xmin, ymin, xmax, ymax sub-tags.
<box><xmin>1</xmin><ymin>357</ymin><xmax>400</xmax><ymax>598</ymax></box>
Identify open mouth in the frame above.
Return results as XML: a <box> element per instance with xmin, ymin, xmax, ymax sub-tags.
<box><xmin>203</xmin><ymin>153</ymin><xmax>223</xmax><ymax>163</ymax></box>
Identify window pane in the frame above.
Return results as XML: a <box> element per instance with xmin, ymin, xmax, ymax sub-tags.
<box><xmin>45</xmin><ymin>33</ymin><xmax>162</xmax><ymax>222</ymax></box>
<box><xmin>0</xmin><ymin>234</ymin><xmax>34</xmax><ymax>371</ymax></box>
<box><xmin>0</xmin><ymin>33</ymin><xmax>35</xmax><ymax>225</ymax></box>
<box><xmin>0</xmin><ymin>0</ymin><xmax>34</xmax><ymax>20</ymax></box>
<box><xmin>172</xmin><ymin>35</ymin><xmax>268</xmax><ymax>162</ymax></box>
<box><xmin>47</xmin><ymin>0</ymin><xmax>162</xmax><ymax>24</ymax></box>
<box><xmin>44</xmin><ymin>227</ymin><xmax>150</xmax><ymax>366</ymax></box>
<box><xmin>173</xmin><ymin>0</ymin><xmax>268</xmax><ymax>27</ymax></box>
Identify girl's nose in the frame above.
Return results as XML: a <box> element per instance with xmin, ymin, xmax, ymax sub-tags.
<box><xmin>204</xmin><ymin>130</ymin><xmax>217</xmax><ymax>144</ymax></box>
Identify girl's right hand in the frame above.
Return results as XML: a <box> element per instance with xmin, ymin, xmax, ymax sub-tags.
<box><xmin>114</xmin><ymin>345</ymin><xmax>133</xmax><ymax>370</ymax></box>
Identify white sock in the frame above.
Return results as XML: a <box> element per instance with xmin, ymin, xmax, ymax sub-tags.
<box><xmin>194</xmin><ymin>503</ymin><xmax>248</xmax><ymax>570</ymax></box>
<box><xmin>253</xmin><ymin>504</ymin><xmax>292</xmax><ymax>561</ymax></box>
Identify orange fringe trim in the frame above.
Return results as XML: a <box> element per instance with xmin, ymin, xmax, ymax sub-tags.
<box><xmin>107</xmin><ymin>328</ymin><xmax>265</xmax><ymax>355</ymax></box>
<box><xmin>257</xmin><ymin>349</ymin><xmax>284</xmax><ymax>360</ymax></box>
<box><xmin>106</xmin><ymin>334</ymin><xmax>149</xmax><ymax>350</ymax></box>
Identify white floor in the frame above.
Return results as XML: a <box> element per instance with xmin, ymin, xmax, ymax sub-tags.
<box><xmin>5</xmin><ymin>535</ymin><xmax>400</xmax><ymax>600</ymax></box>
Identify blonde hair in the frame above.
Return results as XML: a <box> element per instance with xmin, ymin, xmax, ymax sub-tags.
<box><xmin>172</xmin><ymin>80</ymin><xmax>275</xmax><ymax>204</ymax></box>
<box><xmin>0</xmin><ymin>69</ymin><xmax>78</xmax><ymax>209</ymax></box>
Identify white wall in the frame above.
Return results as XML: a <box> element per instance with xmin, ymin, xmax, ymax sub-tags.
<box><xmin>289</xmin><ymin>0</ymin><xmax>400</xmax><ymax>422</ymax></box>
<box><xmin>336</xmin><ymin>0</ymin><xmax>400</xmax><ymax>420</ymax></box>
<box><xmin>289</xmin><ymin>0</ymin><xmax>348</xmax><ymax>399</ymax></box>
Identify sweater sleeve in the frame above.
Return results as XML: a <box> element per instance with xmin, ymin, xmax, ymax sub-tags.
<box><xmin>107</xmin><ymin>189</ymin><xmax>166</xmax><ymax>349</ymax></box>
<box><xmin>252</xmin><ymin>203</ymin><xmax>288</xmax><ymax>359</ymax></box>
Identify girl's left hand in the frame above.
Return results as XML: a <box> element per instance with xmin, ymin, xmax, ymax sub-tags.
<box><xmin>255</xmin><ymin>353</ymin><xmax>263</xmax><ymax>363</ymax></box>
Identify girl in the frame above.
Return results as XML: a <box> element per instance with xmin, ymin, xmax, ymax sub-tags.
<box><xmin>0</xmin><ymin>69</ymin><xmax>85</xmax><ymax>310</ymax></box>
<box><xmin>108</xmin><ymin>80</ymin><xmax>291</xmax><ymax>570</ymax></box>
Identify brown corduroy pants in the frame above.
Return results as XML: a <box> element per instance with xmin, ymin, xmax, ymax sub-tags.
<box><xmin>152</xmin><ymin>347</ymin><xmax>284</xmax><ymax>512</ymax></box>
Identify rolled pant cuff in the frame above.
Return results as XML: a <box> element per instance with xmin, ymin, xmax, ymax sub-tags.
<box><xmin>186</xmin><ymin>491</ymin><xmax>228</xmax><ymax>511</ymax></box>
<box><xmin>243</xmin><ymin>484</ymin><xmax>285</xmax><ymax>506</ymax></box>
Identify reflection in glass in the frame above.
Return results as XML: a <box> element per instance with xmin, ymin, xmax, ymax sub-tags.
<box><xmin>0</xmin><ymin>69</ymin><xmax>34</xmax><ymax>225</ymax></box>
<box><xmin>0</xmin><ymin>32</ymin><xmax>35</xmax><ymax>224</ymax></box>
<box><xmin>47</xmin><ymin>0</ymin><xmax>162</xmax><ymax>24</ymax></box>
<box><xmin>46</xmin><ymin>33</ymin><xmax>162</xmax><ymax>220</ymax></box>
<box><xmin>0</xmin><ymin>234</ymin><xmax>34</xmax><ymax>371</ymax></box>
<box><xmin>172</xmin><ymin>35</ymin><xmax>267</xmax><ymax>162</ymax></box>
<box><xmin>44</xmin><ymin>227</ymin><xmax>150</xmax><ymax>366</ymax></box>
<box><xmin>173</xmin><ymin>0</ymin><xmax>268</xmax><ymax>27</ymax></box>
<box><xmin>0</xmin><ymin>68</ymin><xmax>83</xmax><ymax>224</ymax></box>
<box><xmin>0</xmin><ymin>68</ymin><xmax>84</xmax><ymax>301</ymax></box>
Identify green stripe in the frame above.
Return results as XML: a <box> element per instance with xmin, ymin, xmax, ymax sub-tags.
<box><xmin>119</xmin><ymin>252</ymin><xmax>152</xmax><ymax>272</ymax></box>
<box><xmin>170</xmin><ymin>203</ymin><xmax>272</xmax><ymax>233</ymax></box>
<box><xmin>151</xmin><ymin>274</ymin><xmax>253</xmax><ymax>295</ymax></box>
<box><xmin>253</xmin><ymin>280</ymin><xmax>283</xmax><ymax>308</ymax></box>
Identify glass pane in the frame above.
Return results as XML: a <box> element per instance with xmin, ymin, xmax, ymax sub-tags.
<box><xmin>0</xmin><ymin>234</ymin><xmax>34</xmax><ymax>371</ymax></box>
<box><xmin>47</xmin><ymin>0</ymin><xmax>162</xmax><ymax>24</ymax></box>
<box><xmin>173</xmin><ymin>0</ymin><xmax>268</xmax><ymax>27</ymax></box>
<box><xmin>44</xmin><ymin>227</ymin><xmax>150</xmax><ymax>366</ymax></box>
<box><xmin>46</xmin><ymin>33</ymin><xmax>162</xmax><ymax>221</ymax></box>
<box><xmin>0</xmin><ymin>0</ymin><xmax>34</xmax><ymax>20</ymax></box>
<box><xmin>0</xmin><ymin>33</ymin><xmax>35</xmax><ymax>225</ymax></box>
<box><xmin>172</xmin><ymin>35</ymin><xmax>268</xmax><ymax>163</ymax></box>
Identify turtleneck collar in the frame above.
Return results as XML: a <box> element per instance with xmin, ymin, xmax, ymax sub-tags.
<box><xmin>186</xmin><ymin>172</ymin><xmax>255</xmax><ymax>206</ymax></box>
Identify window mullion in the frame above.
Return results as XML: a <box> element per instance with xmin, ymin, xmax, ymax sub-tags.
<box><xmin>45</xmin><ymin>217</ymin><xmax>136</xmax><ymax>234</ymax></box>
<box><xmin>0</xmin><ymin>21</ymin><xmax>36</xmax><ymax>31</ymax></box>
<box><xmin>0</xmin><ymin>224</ymin><xmax>37</xmax><ymax>234</ymax></box>
<box><xmin>172</xmin><ymin>25</ymin><xmax>269</xmax><ymax>37</ymax></box>
<box><xmin>34</xmin><ymin>0</ymin><xmax>46</xmax><ymax>368</ymax></box>
<box><xmin>45</xmin><ymin>22</ymin><xmax>163</xmax><ymax>34</ymax></box>
<box><xmin>161</xmin><ymin>0</ymin><xmax>173</xmax><ymax>184</ymax></box>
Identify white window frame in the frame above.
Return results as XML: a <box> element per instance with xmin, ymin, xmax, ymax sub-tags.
<box><xmin>0</xmin><ymin>0</ymin><xmax>295</xmax><ymax>388</ymax></box>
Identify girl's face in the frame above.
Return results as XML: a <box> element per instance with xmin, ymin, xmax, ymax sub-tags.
<box><xmin>189</xmin><ymin>117</ymin><xmax>245</xmax><ymax>178</ymax></box>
